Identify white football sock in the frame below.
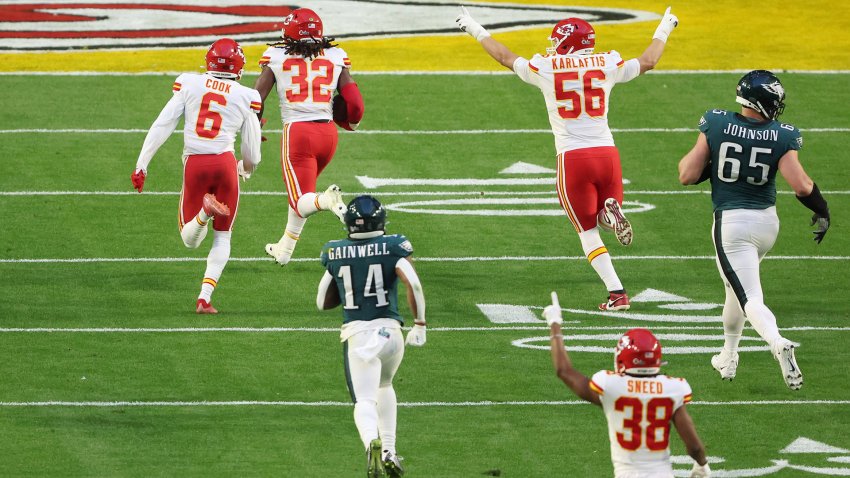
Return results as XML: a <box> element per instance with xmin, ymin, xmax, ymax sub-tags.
<box><xmin>721</xmin><ymin>284</ymin><xmax>745</xmax><ymax>353</ymax></box>
<box><xmin>377</xmin><ymin>385</ymin><xmax>398</xmax><ymax>456</ymax></box>
<box><xmin>353</xmin><ymin>399</ymin><xmax>380</xmax><ymax>450</ymax></box>
<box><xmin>198</xmin><ymin>230</ymin><xmax>231</xmax><ymax>302</ymax></box>
<box><xmin>273</xmin><ymin>208</ymin><xmax>307</xmax><ymax>263</ymax></box>
<box><xmin>578</xmin><ymin>228</ymin><xmax>623</xmax><ymax>292</ymax></box>
<box><xmin>180</xmin><ymin>208</ymin><xmax>211</xmax><ymax>249</ymax></box>
<box><xmin>295</xmin><ymin>192</ymin><xmax>321</xmax><ymax>218</ymax></box>
<box><xmin>744</xmin><ymin>299</ymin><xmax>783</xmax><ymax>348</ymax></box>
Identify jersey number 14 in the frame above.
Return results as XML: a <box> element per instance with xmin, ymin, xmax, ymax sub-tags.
<box><xmin>338</xmin><ymin>264</ymin><xmax>389</xmax><ymax>310</ymax></box>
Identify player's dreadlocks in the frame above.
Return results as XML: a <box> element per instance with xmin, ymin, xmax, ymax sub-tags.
<box><xmin>268</xmin><ymin>37</ymin><xmax>337</xmax><ymax>60</ymax></box>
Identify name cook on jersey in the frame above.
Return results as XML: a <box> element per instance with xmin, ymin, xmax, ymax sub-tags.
<box><xmin>326</xmin><ymin>242</ymin><xmax>393</xmax><ymax>260</ymax></box>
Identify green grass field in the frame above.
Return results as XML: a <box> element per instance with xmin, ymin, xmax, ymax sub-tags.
<box><xmin>1</xmin><ymin>72</ymin><xmax>849</xmax><ymax>477</ymax></box>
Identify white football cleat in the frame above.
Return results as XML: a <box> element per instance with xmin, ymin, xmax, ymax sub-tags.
<box><xmin>319</xmin><ymin>184</ymin><xmax>346</xmax><ymax>223</ymax></box>
<box><xmin>773</xmin><ymin>338</ymin><xmax>803</xmax><ymax>390</ymax></box>
<box><xmin>603</xmin><ymin>198</ymin><xmax>633</xmax><ymax>246</ymax></box>
<box><xmin>265</xmin><ymin>241</ymin><xmax>293</xmax><ymax>266</ymax></box>
<box><xmin>711</xmin><ymin>350</ymin><xmax>739</xmax><ymax>380</ymax></box>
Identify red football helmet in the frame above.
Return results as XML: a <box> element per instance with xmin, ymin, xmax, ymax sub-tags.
<box><xmin>547</xmin><ymin>18</ymin><xmax>595</xmax><ymax>55</ymax></box>
<box><xmin>205</xmin><ymin>38</ymin><xmax>245</xmax><ymax>79</ymax></box>
<box><xmin>281</xmin><ymin>8</ymin><xmax>324</xmax><ymax>41</ymax></box>
<box><xmin>614</xmin><ymin>328</ymin><xmax>662</xmax><ymax>376</ymax></box>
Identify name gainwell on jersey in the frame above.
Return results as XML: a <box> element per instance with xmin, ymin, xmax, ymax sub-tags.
<box><xmin>326</xmin><ymin>243</ymin><xmax>392</xmax><ymax>260</ymax></box>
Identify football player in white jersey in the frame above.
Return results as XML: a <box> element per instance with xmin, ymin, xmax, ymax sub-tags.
<box><xmin>132</xmin><ymin>38</ymin><xmax>262</xmax><ymax>314</ymax></box>
<box><xmin>456</xmin><ymin>7</ymin><xmax>679</xmax><ymax>311</ymax></box>
<box><xmin>542</xmin><ymin>292</ymin><xmax>710</xmax><ymax>478</ymax></box>
<box><xmin>254</xmin><ymin>8</ymin><xmax>365</xmax><ymax>266</ymax></box>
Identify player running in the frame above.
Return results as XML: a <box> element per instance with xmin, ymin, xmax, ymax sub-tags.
<box><xmin>132</xmin><ymin>38</ymin><xmax>261</xmax><ymax>314</ymax></box>
<box><xmin>678</xmin><ymin>70</ymin><xmax>830</xmax><ymax>390</ymax></box>
<box><xmin>317</xmin><ymin>195</ymin><xmax>426</xmax><ymax>477</ymax></box>
<box><xmin>456</xmin><ymin>7</ymin><xmax>679</xmax><ymax>311</ymax></box>
<box><xmin>543</xmin><ymin>292</ymin><xmax>711</xmax><ymax>478</ymax></box>
<box><xmin>255</xmin><ymin>7</ymin><xmax>365</xmax><ymax>266</ymax></box>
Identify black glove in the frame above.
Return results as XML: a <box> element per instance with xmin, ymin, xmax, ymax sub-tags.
<box><xmin>811</xmin><ymin>213</ymin><xmax>830</xmax><ymax>244</ymax></box>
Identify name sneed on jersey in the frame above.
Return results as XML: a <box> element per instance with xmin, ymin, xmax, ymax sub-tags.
<box><xmin>327</xmin><ymin>242</ymin><xmax>391</xmax><ymax>260</ymax></box>
<box><xmin>722</xmin><ymin>123</ymin><xmax>780</xmax><ymax>141</ymax></box>
<box><xmin>627</xmin><ymin>379</ymin><xmax>663</xmax><ymax>394</ymax></box>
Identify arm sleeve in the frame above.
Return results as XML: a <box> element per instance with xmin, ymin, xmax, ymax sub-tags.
<box><xmin>240</xmin><ymin>93</ymin><xmax>262</xmax><ymax>168</ymax></box>
<box><xmin>512</xmin><ymin>56</ymin><xmax>540</xmax><ymax>86</ymax></box>
<box><xmin>613</xmin><ymin>56</ymin><xmax>641</xmax><ymax>84</ymax></box>
<box><xmin>589</xmin><ymin>371</ymin><xmax>607</xmax><ymax>399</ymax></box>
<box><xmin>135</xmin><ymin>93</ymin><xmax>185</xmax><ymax>172</ymax></box>
<box><xmin>339</xmin><ymin>82</ymin><xmax>364</xmax><ymax>125</ymax></box>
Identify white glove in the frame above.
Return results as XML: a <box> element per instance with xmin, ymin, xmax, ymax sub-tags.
<box><xmin>456</xmin><ymin>6</ymin><xmax>490</xmax><ymax>42</ymax></box>
<box><xmin>237</xmin><ymin>160</ymin><xmax>251</xmax><ymax>181</ymax></box>
<box><xmin>406</xmin><ymin>324</ymin><xmax>427</xmax><ymax>346</ymax></box>
<box><xmin>653</xmin><ymin>6</ymin><xmax>679</xmax><ymax>43</ymax></box>
<box><xmin>690</xmin><ymin>462</ymin><xmax>711</xmax><ymax>478</ymax></box>
<box><xmin>542</xmin><ymin>291</ymin><xmax>563</xmax><ymax>326</ymax></box>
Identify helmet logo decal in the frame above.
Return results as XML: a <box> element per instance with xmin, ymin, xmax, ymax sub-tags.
<box><xmin>762</xmin><ymin>81</ymin><xmax>785</xmax><ymax>99</ymax></box>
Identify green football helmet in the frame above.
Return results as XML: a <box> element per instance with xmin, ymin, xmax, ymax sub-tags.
<box><xmin>735</xmin><ymin>69</ymin><xmax>786</xmax><ymax>120</ymax></box>
<box><xmin>344</xmin><ymin>195</ymin><xmax>385</xmax><ymax>235</ymax></box>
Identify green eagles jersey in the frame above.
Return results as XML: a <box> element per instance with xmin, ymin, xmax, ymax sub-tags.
<box><xmin>321</xmin><ymin>234</ymin><xmax>414</xmax><ymax>325</ymax></box>
<box><xmin>699</xmin><ymin>109</ymin><xmax>803</xmax><ymax>211</ymax></box>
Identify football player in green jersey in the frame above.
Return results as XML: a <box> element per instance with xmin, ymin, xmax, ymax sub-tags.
<box><xmin>317</xmin><ymin>195</ymin><xmax>426</xmax><ymax>477</ymax></box>
<box><xmin>678</xmin><ymin>70</ymin><xmax>830</xmax><ymax>391</ymax></box>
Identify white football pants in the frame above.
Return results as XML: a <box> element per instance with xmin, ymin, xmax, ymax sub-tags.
<box><xmin>343</xmin><ymin>320</ymin><xmax>405</xmax><ymax>452</ymax></box>
<box><xmin>712</xmin><ymin>207</ymin><xmax>785</xmax><ymax>348</ymax></box>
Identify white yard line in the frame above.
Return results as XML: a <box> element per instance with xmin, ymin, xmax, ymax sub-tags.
<box><xmin>0</xmin><ymin>399</ymin><xmax>847</xmax><ymax>408</ymax></box>
<box><xmin>2</xmin><ymin>190</ymin><xmax>850</xmax><ymax>196</ymax></box>
<box><xmin>2</xmin><ymin>70</ymin><xmax>849</xmax><ymax>76</ymax></box>
<box><xmin>1</xmin><ymin>255</ymin><xmax>847</xmax><ymax>264</ymax></box>
<box><xmin>1</xmin><ymin>325</ymin><xmax>847</xmax><ymax>333</ymax></box>
<box><xmin>1</xmin><ymin>127</ymin><xmax>847</xmax><ymax>134</ymax></box>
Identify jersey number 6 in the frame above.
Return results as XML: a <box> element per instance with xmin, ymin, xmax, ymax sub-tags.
<box><xmin>554</xmin><ymin>70</ymin><xmax>606</xmax><ymax>119</ymax></box>
<box><xmin>196</xmin><ymin>92</ymin><xmax>227</xmax><ymax>139</ymax></box>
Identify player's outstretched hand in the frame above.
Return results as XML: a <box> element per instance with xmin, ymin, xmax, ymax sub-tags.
<box><xmin>456</xmin><ymin>6</ymin><xmax>490</xmax><ymax>42</ymax></box>
<box><xmin>237</xmin><ymin>160</ymin><xmax>251</xmax><ymax>182</ymax></box>
<box><xmin>542</xmin><ymin>291</ymin><xmax>563</xmax><ymax>326</ymax></box>
<box><xmin>653</xmin><ymin>6</ymin><xmax>679</xmax><ymax>43</ymax></box>
<box><xmin>690</xmin><ymin>461</ymin><xmax>711</xmax><ymax>478</ymax></box>
<box><xmin>131</xmin><ymin>169</ymin><xmax>146</xmax><ymax>193</ymax></box>
<box><xmin>406</xmin><ymin>324</ymin><xmax>427</xmax><ymax>347</ymax></box>
<box><xmin>811</xmin><ymin>213</ymin><xmax>830</xmax><ymax>244</ymax></box>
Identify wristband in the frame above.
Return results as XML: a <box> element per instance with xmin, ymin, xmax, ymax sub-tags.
<box><xmin>796</xmin><ymin>183</ymin><xmax>830</xmax><ymax>218</ymax></box>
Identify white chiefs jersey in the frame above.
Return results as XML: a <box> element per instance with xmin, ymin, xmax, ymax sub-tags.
<box><xmin>513</xmin><ymin>51</ymin><xmax>640</xmax><ymax>153</ymax></box>
<box><xmin>259</xmin><ymin>46</ymin><xmax>350</xmax><ymax>123</ymax></box>
<box><xmin>589</xmin><ymin>371</ymin><xmax>693</xmax><ymax>478</ymax></box>
<box><xmin>136</xmin><ymin>73</ymin><xmax>262</xmax><ymax>170</ymax></box>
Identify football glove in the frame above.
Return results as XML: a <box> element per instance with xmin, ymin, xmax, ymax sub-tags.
<box><xmin>690</xmin><ymin>462</ymin><xmax>711</xmax><ymax>478</ymax></box>
<box><xmin>406</xmin><ymin>324</ymin><xmax>427</xmax><ymax>347</ymax></box>
<box><xmin>131</xmin><ymin>169</ymin><xmax>146</xmax><ymax>193</ymax></box>
<box><xmin>653</xmin><ymin>6</ymin><xmax>679</xmax><ymax>43</ymax></box>
<box><xmin>542</xmin><ymin>291</ymin><xmax>563</xmax><ymax>326</ymax></box>
<box><xmin>237</xmin><ymin>160</ymin><xmax>251</xmax><ymax>182</ymax></box>
<box><xmin>456</xmin><ymin>6</ymin><xmax>490</xmax><ymax>42</ymax></box>
<box><xmin>811</xmin><ymin>213</ymin><xmax>830</xmax><ymax>244</ymax></box>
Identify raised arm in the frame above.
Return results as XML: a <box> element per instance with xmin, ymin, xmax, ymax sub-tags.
<box><xmin>637</xmin><ymin>7</ymin><xmax>679</xmax><ymax>74</ymax></box>
<box><xmin>543</xmin><ymin>292</ymin><xmax>601</xmax><ymax>405</ymax></box>
<box><xmin>455</xmin><ymin>7</ymin><xmax>518</xmax><ymax>70</ymax></box>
